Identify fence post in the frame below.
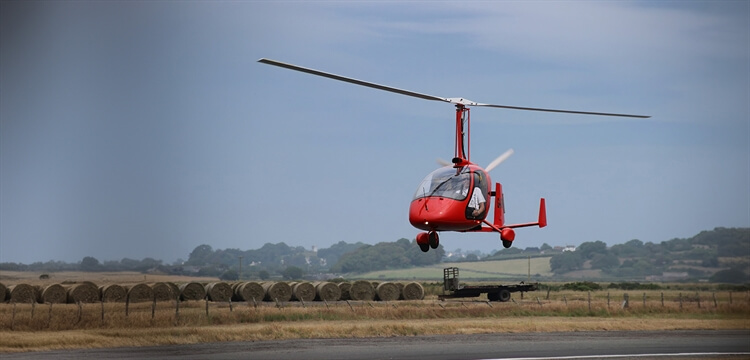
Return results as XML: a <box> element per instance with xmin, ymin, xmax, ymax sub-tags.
<box><xmin>101</xmin><ymin>301</ymin><xmax>105</xmax><ymax>324</ymax></box>
<box><xmin>622</xmin><ymin>293</ymin><xmax>629</xmax><ymax>309</ymax></box>
<box><xmin>607</xmin><ymin>292</ymin><xmax>610</xmax><ymax>309</ymax></box>
<box><xmin>696</xmin><ymin>292</ymin><xmax>701</xmax><ymax>309</ymax></box>
<box><xmin>587</xmin><ymin>291</ymin><xmax>591</xmax><ymax>312</ymax></box>
<box><xmin>563</xmin><ymin>296</ymin><xmax>567</xmax><ymax>306</ymax></box>
<box><xmin>712</xmin><ymin>292</ymin><xmax>717</xmax><ymax>308</ymax></box>
<box><xmin>126</xmin><ymin>294</ymin><xmax>130</xmax><ymax>317</ymax></box>
<box><xmin>11</xmin><ymin>303</ymin><xmax>15</xmax><ymax>331</ymax></box>
<box><xmin>31</xmin><ymin>300</ymin><xmax>35</xmax><ymax>319</ymax></box>
<box><xmin>661</xmin><ymin>292</ymin><xmax>664</xmax><ymax>307</ymax></box>
<box><xmin>642</xmin><ymin>293</ymin><xmax>646</xmax><ymax>307</ymax></box>
<box><xmin>152</xmin><ymin>297</ymin><xmax>156</xmax><ymax>320</ymax></box>
<box><xmin>729</xmin><ymin>291</ymin><xmax>732</xmax><ymax>305</ymax></box>
<box><xmin>679</xmin><ymin>293</ymin><xmax>683</xmax><ymax>309</ymax></box>
<box><xmin>205</xmin><ymin>298</ymin><xmax>210</xmax><ymax>317</ymax></box>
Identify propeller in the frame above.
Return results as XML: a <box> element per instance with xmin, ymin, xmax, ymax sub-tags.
<box><xmin>436</xmin><ymin>148</ymin><xmax>513</xmax><ymax>172</ymax></box>
<box><xmin>258</xmin><ymin>58</ymin><xmax>651</xmax><ymax>118</ymax></box>
<box><xmin>485</xmin><ymin>148</ymin><xmax>515</xmax><ymax>173</ymax></box>
<box><xmin>436</xmin><ymin>158</ymin><xmax>452</xmax><ymax>167</ymax></box>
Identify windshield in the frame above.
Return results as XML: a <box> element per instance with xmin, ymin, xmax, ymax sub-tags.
<box><xmin>413</xmin><ymin>167</ymin><xmax>472</xmax><ymax>200</ymax></box>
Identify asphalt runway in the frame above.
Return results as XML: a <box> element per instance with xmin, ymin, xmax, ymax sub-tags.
<box><xmin>4</xmin><ymin>330</ymin><xmax>749</xmax><ymax>360</ymax></box>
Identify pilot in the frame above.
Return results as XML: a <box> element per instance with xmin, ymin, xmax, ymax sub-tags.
<box><xmin>465</xmin><ymin>181</ymin><xmax>486</xmax><ymax>219</ymax></box>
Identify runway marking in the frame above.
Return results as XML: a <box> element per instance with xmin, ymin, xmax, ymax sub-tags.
<box><xmin>481</xmin><ymin>352</ymin><xmax>750</xmax><ymax>360</ymax></box>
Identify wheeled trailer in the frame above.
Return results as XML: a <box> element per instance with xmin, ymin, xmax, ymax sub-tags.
<box><xmin>438</xmin><ymin>267</ymin><xmax>537</xmax><ymax>302</ymax></box>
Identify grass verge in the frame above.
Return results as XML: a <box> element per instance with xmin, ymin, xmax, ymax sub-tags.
<box><xmin>1</xmin><ymin>298</ymin><xmax>748</xmax><ymax>353</ymax></box>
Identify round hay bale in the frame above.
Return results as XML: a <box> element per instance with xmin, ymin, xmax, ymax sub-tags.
<box><xmin>337</xmin><ymin>282</ymin><xmax>352</xmax><ymax>300</ymax></box>
<box><xmin>375</xmin><ymin>282</ymin><xmax>400</xmax><ymax>301</ymax></box>
<box><xmin>179</xmin><ymin>282</ymin><xmax>206</xmax><ymax>301</ymax></box>
<box><xmin>235</xmin><ymin>282</ymin><xmax>265</xmax><ymax>302</ymax></box>
<box><xmin>0</xmin><ymin>282</ymin><xmax>7</xmax><ymax>302</ymax></box>
<box><xmin>262</xmin><ymin>282</ymin><xmax>291</xmax><ymax>302</ymax></box>
<box><xmin>9</xmin><ymin>284</ymin><xmax>37</xmax><ymax>303</ymax></box>
<box><xmin>394</xmin><ymin>282</ymin><xmax>406</xmax><ymax>300</ymax></box>
<box><xmin>206</xmin><ymin>282</ymin><xmax>233</xmax><ymax>302</ymax></box>
<box><xmin>100</xmin><ymin>284</ymin><xmax>127</xmax><ymax>302</ymax></box>
<box><xmin>40</xmin><ymin>284</ymin><xmax>66</xmax><ymax>304</ymax></box>
<box><xmin>349</xmin><ymin>280</ymin><xmax>375</xmax><ymax>301</ymax></box>
<box><xmin>127</xmin><ymin>283</ymin><xmax>153</xmax><ymax>303</ymax></box>
<box><xmin>151</xmin><ymin>282</ymin><xmax>176</xmax><ymax>301</ymax></box>
<box><xmin>166</xmin><ymin>282</ymin><xmax>179</xmax><ymax>299</ymax></box>
<box><xmin>291</xmin><ymin>282</ymin><xmax>316</xmax><ymax>302</ymax></box>
<box><xmin>314</xmin><ymin>282</ymin><xmax>341</xmax><ymax>302</ymax></box>
<box><xmin>66</xmin><ymin>283</ymin><xmax>99</xmax><ymax>303</ymax></box>
<box><xmin>401</xmin><ymin>282</ymin><xmax>425</xmax><ymax>300</ymax></box>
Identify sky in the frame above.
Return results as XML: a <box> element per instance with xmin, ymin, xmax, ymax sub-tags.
<box><xmin>1</xmin><ymin>1</ymin><xmax>748</xmax><ymax>265</ymax></box>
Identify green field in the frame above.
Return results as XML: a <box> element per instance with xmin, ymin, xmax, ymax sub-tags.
<box><xmin>348</xmin><ymin>256</ymin><xmax>553</xmax><ymax>281</ymax></box>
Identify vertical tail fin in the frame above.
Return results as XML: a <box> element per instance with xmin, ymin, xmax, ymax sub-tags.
<box><xmin>538</xmin><ymin>198</ymin><xmax>547</xmax><ymax>228</ymax></box>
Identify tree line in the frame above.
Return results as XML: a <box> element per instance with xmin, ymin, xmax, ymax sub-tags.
<box><xmin>546</xmin><ymin>227</ymin><xmax>749</xmax><ymax>283</ymax></box>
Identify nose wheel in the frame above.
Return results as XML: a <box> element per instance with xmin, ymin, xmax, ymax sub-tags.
<box><xmin>416</xmin><ymin>231</ymin><xmax>440</xmax><ymax>252</ymax></box>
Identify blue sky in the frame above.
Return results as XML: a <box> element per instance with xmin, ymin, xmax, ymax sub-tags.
<box><xmin>1</xmin><ymin>1</ymin><xmax>748</xmax><ymax>264</ymax></box>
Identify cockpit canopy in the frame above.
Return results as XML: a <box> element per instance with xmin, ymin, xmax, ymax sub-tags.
<box><xmin>414</xmin><ymin>166</ymin><xmax>478</xmax><ymax>201</ymax></box>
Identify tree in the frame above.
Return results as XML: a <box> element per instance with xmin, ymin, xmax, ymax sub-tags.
<box><xmin>591</xmin><ymin>253</ymin><xmax>620</xmax><ymax>270</ymax></box>
<box><xmin>710</xmin><ymin>269</ymin><xmax>749</xmax><ymax>284</ymax></box>
<box><xmin>220</xmin><ymin>269</ymin><xmax>239</xmax><ymax>281</ymax></box>
<box><xmin>80</xmin><ymin>256</ymin><xmax>100</xmax><ymax>272</ymax></box>
<box><xmin>258</xmin><ymin>270</ymin><xmax>270</xmax><ymax>280</ymax></box>
<box><xmin>577</xmin><ymin>241</ymin><xmax>608</xmax><ymax>259</ymax></box>
<box><xmin>187</xmin><ymin>244</ymin><xmax>213</xmax><ymax>266</ymax></box>
<box><xmin>549</xmin><ymin>252</ymin><xmax>584</xmax><ymax>274</ymax></box>
<box><xmin>282</xmin><ymin>266</ymin><xmax>304</xmax><ymax>280</ymax></box>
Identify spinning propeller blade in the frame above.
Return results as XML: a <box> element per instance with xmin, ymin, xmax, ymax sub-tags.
<box><xmin>485</xmin><ymin>148</ymin><xmax>515</xmax><ymax>173</ymax></box>
<box><xmin>436</xmin><ymin>158</ymin><xmax>452</xmax><ymax>167</ymax></box>
<box><xmin>259</xmin><ymin>58</ymin><xmax>650</xmax><ymax>118</ymax></box>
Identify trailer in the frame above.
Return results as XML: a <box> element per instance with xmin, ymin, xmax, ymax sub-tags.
<box><xmin>438</xmin><ymin>267</ymin><xmax>538</xmax><ymax>302</ymax></box>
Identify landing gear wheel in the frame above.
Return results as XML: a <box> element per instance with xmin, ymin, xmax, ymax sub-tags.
<box><xmin>419</xmin><ymin>243</ymin><xmax>430</xmax><ymax>252</ymax></box>
<box><xmin>428</xmin><ymin>231</ymin><xmax>439</xmax><ymax>249</ymax></box>
<box><xmin>502</xmin><ymin>240</ymin><xmax>513</xmax><ymax>249</ymax></box>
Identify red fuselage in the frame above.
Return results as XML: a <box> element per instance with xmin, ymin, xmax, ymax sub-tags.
<box><xmin>409</xmin><ymin>164</ymin><xmax>490</xmax><ymax>232</ymax></box>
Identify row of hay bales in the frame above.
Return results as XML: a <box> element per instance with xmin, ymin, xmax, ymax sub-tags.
<box><xmin>0</xmin><ymin>281</ymin><xmax>424</xmax><ymax>304</ymax></box>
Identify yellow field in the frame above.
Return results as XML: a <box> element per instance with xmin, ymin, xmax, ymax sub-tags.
<box><xmin>0</xmin><ymin>271</ymin><xmax>219</xmax><ymax>287</ymax></box>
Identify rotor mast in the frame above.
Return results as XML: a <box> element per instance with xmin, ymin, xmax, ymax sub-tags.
<box><xmin>454</xmin><ymin>105</ymin><xmax>471</xmax><ymax>166</ymax></box>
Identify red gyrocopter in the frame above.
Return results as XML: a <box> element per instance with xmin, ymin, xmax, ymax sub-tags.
<box><xmin>258</xmin><ymin>58</ymin><xmax>649</xmax><ymax>252</ymax></box>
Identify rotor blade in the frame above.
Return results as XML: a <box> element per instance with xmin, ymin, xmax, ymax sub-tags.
<box><xmin>259</xmin><ymin>58</ymin><xmax>651</xmax><ymax>118</ymax></box>
<box><xmin>485</xmin><ymin>148</ymin><xmax>515</xmax><ymax>173</ymax></box>
<box><xmin>258</xmin><ymin>58</ymin><xmax>451</xmax><ymax>103</ymax></box>
<box><xmin>473</xmin><ymin>103</ymin><xmax>650</xmax><ymax>118</ymax></box>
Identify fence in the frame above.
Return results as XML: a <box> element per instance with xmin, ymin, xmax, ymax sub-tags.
<box><xmin>1</xmin><ymin>289</ymin><xmax>747</xmax><ymax>332</ymax></box>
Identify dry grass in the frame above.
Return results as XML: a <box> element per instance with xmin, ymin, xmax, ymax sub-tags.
<box><xmin>0</xmin><ymin>294</ymin><xmax>748</xmax><ymax>353</ymax></box>
<box><xmin>1</xmin><ymin>274</ymin><xmax>748</xmax><ymax>353</ymax></box>
<box><xmin>0</xmin><ymin>271</ymin><xmax>219</xmax><ymax>287</ymax></box>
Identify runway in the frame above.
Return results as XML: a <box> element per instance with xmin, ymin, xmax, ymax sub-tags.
<box><xmin>3</xmin><ymin>330</ymin><xmax>749</xmax><ymax>359</ymax></box>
